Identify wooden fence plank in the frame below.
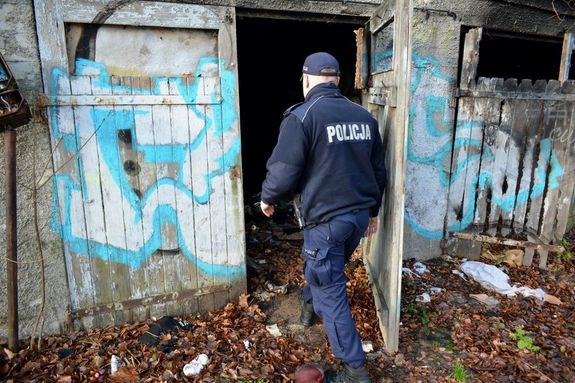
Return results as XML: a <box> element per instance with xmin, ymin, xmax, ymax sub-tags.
<box><xmin>512</xmin><ymin>97</ymin><xmax>542</xmax><ymax>235</ymax></box>
<box><xmin>473</xmin><ymin>79</ymin><xmax>502</xmax><ymax>231</ymax></box>
<box><xmin>96</xmin><ymin>76</ymin><xmax>131</xmax><ymax>317</ymax></box>
<box><xmin>553</xmin><ymin>100</ymin><xmax>575</xmax><ymax>243</ymax></box>
<box><xmin>446</xmin><ymin>96</ymin><xmax>475</xmax><ymax>230</ymax></box>
<box><xmin>206</xmin><ymin>101</ymin><xmax>229</xmax><ymax>309</ymax></box>
<box><xmin>133</xmin><ymin>77</ymin><xmax>166</xmax><ymax>319</ymax></box>
<box><xmin>70</xmin><ymin>76</ymin><xmax>115</xmax><ymax>326</ymax></box>
<box><xmin>535</xmin><ymin>81</ymin><xmax>563</xmax><ymax>267</ymax></box>
<box><xmin>460</xmin><ymin>27</ymin><xmax>482</xmax><ymax>90</ymax></box>
<box><xmin>168</xmin><ymin>78</ymin><xmax>196</xmax><ymax>298</ymax></box>
<box><xmin>559</xmin><ymin>33</ymin><xmax>574</xmax><ymax>83</ymax></box>
<box><xmin>55</xmin><ymin>75</ymin><xmax>96</xmax><ymax>311</ymax></box>
<box><xmin>487</xmin><ymin>97</ymin><xmax>513</xmax><ymax>235</ymax></box>
<box><xmin>191</xmin><ymin>103</ymin><xmax>215</xmax><ymax>314</ymax></box>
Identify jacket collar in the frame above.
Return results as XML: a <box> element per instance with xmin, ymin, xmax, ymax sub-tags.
<box><xmin>304</xmin><ymin>82</ymin><xmax>341</xmax><ymax>102</ymax></box>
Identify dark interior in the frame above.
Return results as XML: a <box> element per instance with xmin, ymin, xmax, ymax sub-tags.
<box><xmin>475</xmin><ymin>30</ymin><xmax>564</xmax><ymax>81</ymax></box>
<box><xmin>236</xmin><ymin>15</ymin><xmax>364</xmax><ymax>198</ymax></box>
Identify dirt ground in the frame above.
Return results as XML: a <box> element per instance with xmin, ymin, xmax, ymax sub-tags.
<box><xmin>1</xmin><ymin>212</ymin><xmax>574</xmax><ymax>382</ymax></box>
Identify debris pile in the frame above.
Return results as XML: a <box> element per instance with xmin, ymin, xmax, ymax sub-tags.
<box><xmin>1</xmin><ymin>224</ymin><xmax>574</xmax><ymax>382</ymax></box>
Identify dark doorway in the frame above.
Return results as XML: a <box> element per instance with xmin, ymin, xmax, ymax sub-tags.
<box><xmin>236</xmin><ymin>15</ymin><xmax>364</xmax><ymax>198</ymax></box>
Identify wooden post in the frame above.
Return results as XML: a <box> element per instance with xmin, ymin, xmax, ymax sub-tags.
<box><xmin>5</xmin><ymin>125</ymin><xmax>18</xmax><ymax>351</ymax></box>
<box><xmin>559</xmin><ymin>32</ymin><xmax>574</xmax><ymax>82</ymax></box>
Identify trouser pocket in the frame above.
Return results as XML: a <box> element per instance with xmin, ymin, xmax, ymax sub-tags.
<box><xmin>302</xmin><ymin>247</ymin><xmax>332</xmax><ymax>287</ymax></box>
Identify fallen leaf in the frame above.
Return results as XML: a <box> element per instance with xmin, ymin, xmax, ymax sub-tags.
<box><xmin>3</xmin><ymin>348</ymin><xmax>16</xmax><ymax>360</ymax></box>
<box><xmin>238</xmin><ymin>293</ymin><xmax>250</xmax><ymax>309</ymax></box>
<box><xmin>109</xmin><ymin>366</ymin><xmax>139</xmax><ymax>383</ymax></box>
<box><xmin>544</xmin><ymin>293</ymin><xmax>562</xmax><ymax>305</ymax></box>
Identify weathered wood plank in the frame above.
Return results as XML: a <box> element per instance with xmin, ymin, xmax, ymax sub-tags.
<box><xmin>559</xmin><ymin>33</ymin><xmax>574</xmax><ymax>82</ymax></box>
<box><xmin>456</xmin><ymin>89</ymin><xmax>575</xmax><ymax>101</ymax></box>
<box><xmin>535</xmin><ymin>86</ymin><xmax>563</xmax><ymax>268</ymax></box>
<box><xmin>553</xmin><ymin>101</ymin><xmax>575</xmax><ymax>242</ymax></box>
<box><xmin>70</xmin><ymin>76</ymin><xmax>115</xmax><ymax>314</ymax></box>
<box><xmin>61</xmin><ymin>0</ymin><xmax>223</xmax><ymax>30</ymax></box>
<box><xmin>524</xmin><ymin>104</ymin><xmax>548</xmax><ymax>234</ymax></box>
<box><xmin>540</xmin><ymin>99</ymin><xmax>572</xmax><ymax>257</ymax></box>
<box><xmin>96</xmin><ymin>76</ymin><xmax>132</xmax><ymax>307</ymax></box>
<box><xmin>511</xmin><ymin>99</ymin><xmax>543</xmax><ymax>234</ymax></box>
<box><xmin>43</xmin><ymin>94</ymin><xmax>220</xmax><ymax>106</ymax></box>
<box><xmin>453</xmin><ymin>232</ymin><xmax>565</xmax><ymax>252</ymax></box>
<box><xmin>460</xmin><ymin>27</ymin><xmax>482</xmax><ymax>90</ymax></box>
<box><xmin>363</xmin><ymin>0</ymin><xmax>411</xmax><ymax>354</ymax></box>
<box><xmin>152</xmin><ymin>80</ymin><xmax>180</xmax><ymax>306</ymax></box>
<box><xmin>473</xmin><ymin>79</ymin><xmax>502</xmax><ymax>231</ymax></box>
<box><xmin>115</xmin><ymin>77</ymin><xmax>148</xmax><ymax>302</ymax></box>
<box><xmin>133</xmin><ymin>77</ymin><xmax>166</xmax><ymax>300</ymax></box>
<box><xmin>191</xmin><ymin>104</ymin><xmax>214</xmax><ymax>293</ymax></box>
<box><xmin>168</xmin><ymin>78</ymin><xmax>196</xmax><ymax>294</ymax></box>
<box><xmin>446</xmin><ymin>96</ymin><xmax>476</xmax><ymax>229</ymax></box>
<box><xmin>498</xmin><ymin>98</ymin><xmax>523</xmax><ymax>236</ymax></box>
<box><xmin>355</xmin><ymin>27</ymin><xmax>368</xmax><ymax>90</ymax></box>
<box><xmin>57</xmin><ymin>76</ymin><xmax>97</xmax><ymax>311</ymax></box>
<box><xmin>218</xmin><ymin>6</ymin><xmax>245</xmax><ymax>306</ymax></box>
<box><xmin>487</xmin><ymin>100</ymin><xmax>513</xmax><ymax>236</ymax></box>
<box><xmin>206</xmin><ymin>103</ymin><xmax>227</xmax><ymax>287</ymax></box>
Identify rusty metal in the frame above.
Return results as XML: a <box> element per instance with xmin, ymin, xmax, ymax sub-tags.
<box><xmin>1</xmin><ymin>52</ymin><xmax>31</xmax><ymax>352</ymax></box>
<box><xmin>5</xmin><ymin>125</ymin><xmax>18</xmax><ymax>351</ymax></box>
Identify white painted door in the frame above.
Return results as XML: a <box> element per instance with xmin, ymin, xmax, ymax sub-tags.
<box><xmin>34</xmin><ymin>0</ymin><xmax>245</xmax><ymax>324</ymax></box>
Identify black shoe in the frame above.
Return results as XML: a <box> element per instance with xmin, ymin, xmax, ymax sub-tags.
<box><xmin>298</xmin><ymin>289</ymin><xmax>317</xmax><ymax>327</ymax></box>
<box><xmin>324</xmin><ymin>364</ymin><xmax>371</xmax><ymax>383</ymax></box>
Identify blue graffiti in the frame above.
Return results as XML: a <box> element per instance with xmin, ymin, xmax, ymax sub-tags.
<box><xmin>50</xmin><ymin>59</ymin><xmax>244</xmax><ymax>281</ymax></box>
<box><xmin>405</xmin><ymin>53</ymin><xmax>564</xmax><ymax>240</ymax></box>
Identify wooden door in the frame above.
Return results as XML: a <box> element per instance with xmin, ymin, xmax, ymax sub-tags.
<box><xmin>360</xmin><ymin>0</ymin><xmax>412</xmax><ymax>353</ymax></box>
<box><xmin>34</xmin><ymin>0</ymin><xmax>245</xmax><ymax>326</ymax></box>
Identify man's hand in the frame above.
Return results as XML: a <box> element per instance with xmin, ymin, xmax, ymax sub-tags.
<box><xmin>364</xmin><ymin>216</ymin><xmax>378</xmax><ymax>237</ymax></box>
<box><xmin>260</xmin><ymin>201</ymin><xmax>275</xmax><ymax>217</ymax></box>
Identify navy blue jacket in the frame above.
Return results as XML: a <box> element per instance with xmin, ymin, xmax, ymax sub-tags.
<box><xmin>261</xmin><ymin>82</ymin><xmax>386</xmax><ymax>227</ymax></box>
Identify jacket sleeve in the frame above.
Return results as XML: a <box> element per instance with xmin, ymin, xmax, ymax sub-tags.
<box><xmin>261</xmin><ymin>114</ymin><xmax>309</xmax><ymax>205</ymax></box>
<box><xmin>370</xmin><ymin>119</ymin><xmax>387</xmax><ymax>217</ymax></box>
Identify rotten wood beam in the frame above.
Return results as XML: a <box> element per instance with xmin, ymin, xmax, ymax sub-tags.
<box><xmin>452</xmin><ymin>232</ymin><xmax>565</xmax><ymax>253</ymax></box>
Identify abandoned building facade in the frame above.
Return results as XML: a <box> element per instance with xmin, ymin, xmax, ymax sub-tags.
<box><xmin>1</xmin><ymin>0</ymin><xmax>574</xmax><ymax>352</ymax></box>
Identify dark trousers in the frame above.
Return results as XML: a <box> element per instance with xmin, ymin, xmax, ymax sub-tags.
<box><xmin>301</xmin><ymin>209</ymin><xmax>369</xmax><ymax>368</ymax></box>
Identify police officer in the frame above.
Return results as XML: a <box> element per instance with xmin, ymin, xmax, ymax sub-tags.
<box><xmin>260</xmin><ymin>52</ymin><xmax>386</xmax><ymax>383</ymax></box>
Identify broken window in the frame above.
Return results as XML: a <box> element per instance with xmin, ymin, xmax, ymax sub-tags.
<box><xmin>370</xmin><ymin>19</ymin><xmax>394</xmax><ymax>74</ymax></box>
<box><xmin>475</xmin><ymin>30</ymin><xmax>563</xmax><ymax>80</ymax></box>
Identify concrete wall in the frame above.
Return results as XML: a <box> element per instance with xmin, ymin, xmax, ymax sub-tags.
<box><xmin>403</xmin><ymin>10</ymin><xmax>461</xmax><ymax>259</ymax></box>
<box><xmin>0</xmin><ymin>0</ymin><xmax>70</xmax><ymax>340</ymax></box>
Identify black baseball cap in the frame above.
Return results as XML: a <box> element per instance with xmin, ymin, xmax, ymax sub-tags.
<box><xmin>302</xmin><ymin>52</ymin><xmax>340</xmax><ymax>76</ymax></box>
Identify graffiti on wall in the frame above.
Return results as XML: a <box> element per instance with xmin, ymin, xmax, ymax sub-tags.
<box><xmin>404</xmin><ymin>53</ymin><xmax>564</xmax><ymax>240</ymax></box>
<box><xmin>50</xmin><ymin>58</ymin><xmax>243</xmax><ymax>280</ymax></box>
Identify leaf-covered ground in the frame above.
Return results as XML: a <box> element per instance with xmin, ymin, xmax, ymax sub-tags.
<box><xmin>1</xmin><ymin>222</ymin><xmax>574</xmax><ymax>382</ymax></box>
